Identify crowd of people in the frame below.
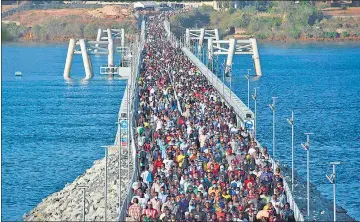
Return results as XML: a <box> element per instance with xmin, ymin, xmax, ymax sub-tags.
<box><xmin>125</xmin><ymin>13</ymin><xmax>295</xmax><ymax>222</ymax></box>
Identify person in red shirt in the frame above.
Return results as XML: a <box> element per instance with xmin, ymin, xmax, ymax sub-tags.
<box><xmin>244</xmin><ymin>174</ymin><xmax>255</xmax><ymax>190</ymax></box>
<box><xmin>152</xmin><ymin>156</ymin><xmax>163</xmax><ymax>176</ymax></box>
<box><xmin>216</xmin><ymin>206</ymin><xmax>226</xmax><ymax>219</ymax></box>
<box><xmin>213</xmin><ymin>162</ymin><xmax>220</xmax><ymax>175</ymax></box>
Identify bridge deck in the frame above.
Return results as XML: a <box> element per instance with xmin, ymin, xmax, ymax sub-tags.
<box><xmin>182</xmin><ymin>47</ymin><xmax>253</xmax><ymax>124</ymax></box>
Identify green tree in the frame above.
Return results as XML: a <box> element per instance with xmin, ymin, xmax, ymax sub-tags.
<box><xmin>32</xmin><ymin>24</ymin><xmax>47</xmax><ymax>41</ymax></box>
<box><xmin>83</xmin><ymin>23</ymin><xmax>99</xmax><ymax>39</ymax></box>
<box><xmin>2</xmin><ymin>28</ymin><xmax>9</xmax><ymax>41</ymax></box>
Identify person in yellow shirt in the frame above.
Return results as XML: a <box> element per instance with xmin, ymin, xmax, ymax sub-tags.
<box><xmin>222</xmin><ymin>190</ymin><xmax>231</xmax><ymax>201</ymax></box>
<box><xmin>208</xmin><ymin>184</ymin><xmax>221</xmax><ymax>197</ymax></box>
<box><xmin>175</xmin><ymin>150</ymin><xmax>185</xmax><ymax>168</ymax></box>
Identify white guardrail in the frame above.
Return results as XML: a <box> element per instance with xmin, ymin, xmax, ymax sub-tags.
<box><xmin>164</xmin><ymin>19</ymin><xmax>305</xmax><ymax>222</ymax></box>
<box><xmin>118</xmin><ymin>19</ymin><xmax>145</xmax><ymax>222</ymax></box>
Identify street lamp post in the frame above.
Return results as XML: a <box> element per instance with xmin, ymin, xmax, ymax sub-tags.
<box><xmin>115</xmin><ymin>119</ymin><xmax>123</xmax><ymax>214</ymax></box>
<box><xmin>252</xmin><ymin>88</ymin><xmax>257</xmax><ymax>139</ymax></box>
<box><xmin>202</xmin><ymin>46</ymin><xmax>205</xmax><ymax>64</ymax></box>
<box><xmin>301</xmin><ymin>132</ymin><xmax>314</xmax><ymax>217</ymax></box>
<box><xmin>326</xmin><ymin>162</ymin><xmax>342</xmax><ymax>222</ymax></box>
<box><xmin>223</xmin><ymin>64</ymin><xmax>225</xmax><ymax>96</ymax></box>
<box><xmin>269</xmin><ymin>97</ymin><xmax>278</xmax><ymax>163</ymax></box>
<box><xmin>77</xmin><ymin>185</ymin><xmax>89</xmax><ymax>222</ymax></box>
<box><xmin>287</xmin><ymin>110</ymin><xmax>294</xmax><ymax>192</ymax></box>
<box><xmin>100</xmin><ymin>145</ymin><xmax>110</xmax><ymax>221</ymax></box>
<box><xmin>229</xmin><ymin>67</ymin><xmax>232</xmax><ymax>100</ymax></box>
<box><xmin>245</xmin><ymin>69</ymin><xmax>251</xmax><ymax>107</ymax></box>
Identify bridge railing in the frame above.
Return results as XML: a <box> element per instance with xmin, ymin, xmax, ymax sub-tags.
<box><xmin>266</xmin><ymin>149</ymin><xmax>305</xmax><ymax>221</ymax></box>
<box><xmin>165</xmin><ymin>19</ymin><xmax>306</xmax><ymax>222</ymax></box>
<box><xmin>118</xmin><ymin>19</ymin><xmax>145</xmax><ymax>222</ymax></box>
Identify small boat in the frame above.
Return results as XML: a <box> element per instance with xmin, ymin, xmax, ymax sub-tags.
<box><xmin>15</xmin><ymin>71</ymin><xmax>22</xmax><ymax>76</ymax></box>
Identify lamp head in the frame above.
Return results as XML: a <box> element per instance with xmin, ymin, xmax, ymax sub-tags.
<box><xmin>269</xmin><ymin>104</ymin><xmax>274</xmax><ymax>111</ymax></box>
<box><xmin>287</xmin><ymin>118</ymin><xmax>293</xmax><ymax>125</ymax></box>
<box><xmin>326</xmin><ymin>174</ymin><xmax>334</xmax><ymax>184</ymax></box>
<box><xmin>301</xmin><ymin>143</ymin><xmax>309</xmax><ymax>151</ymax></box>
<box><xmin>330</xmin><ymin>161</ymin><xmax>342</xmax><ymax>165</ymax></box>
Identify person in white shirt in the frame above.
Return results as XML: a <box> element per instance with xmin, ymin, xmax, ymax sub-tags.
<box><xmin>270</xmin><ymin>194</ymin><xmax>282</xmax><ymax>215</ymax></box>
<box><xmin>199</xmin><ymin>133</ymin><xmax>207</xmax><ymax>148</ymax></box>
<box><xmin>158</xmin><ymin>186</ymin><xmax>168</xmax><ymax>204</ymax></box>
<box><xmin>163</xmin><ymin>155</ymin><xmax>173</xmax><ymax>171</ymax></box>
<box><xmin>248</xmin><ymin>146</ymin><xmax>256</xmax><ymax>156</ymax></box>
<box><xmin>151</xmin><ymin>177</ymin><xmax>161</xmax><ymax>194</ymax></box>
<box><xmin>140</xmin><ymin>167</ymin><xmax>152</xmax><ymax>186</ymax></box>
<box><xmin>150</xmin><ymin>87</ymin><xmax>155</xmax><ymax>95</ymax></box>
<box><xmin>156</xmin><ymin>118</ymin><xmax>163</xmax><ymax>131</ymax></box>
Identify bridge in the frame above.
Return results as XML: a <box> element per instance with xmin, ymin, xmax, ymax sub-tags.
<box><xmin>58</xmin><ymin>11</ymin><xmax>351</xmax><ymax>222</ymax></box>
<box><xmin>115</xmin><ymin>14</ymin><xmax>305</xmax><ymax>222</ymax></box>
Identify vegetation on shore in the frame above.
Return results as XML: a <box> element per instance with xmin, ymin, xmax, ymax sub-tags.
<box><xmin>2</xmin><ymin>18</ymin><xmax>137</xmax><ymax>42</ymax></box>
<box><xmin>169</xmin><ymin>1</ymin><xmax>360</xmax><ymax>41</ymax></box>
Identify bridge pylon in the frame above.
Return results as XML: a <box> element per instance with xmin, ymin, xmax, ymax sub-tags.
<box><xmin>185</xmin><ymin>28</ymin><xmax>220</xmax><ymax>57</ymax></box>
<box><xmin>207</xmin><ymin>38</ymin><xmax>262</xmax><ymax>76</ymax></box>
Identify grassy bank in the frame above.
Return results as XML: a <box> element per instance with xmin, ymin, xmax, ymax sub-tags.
<box><xmin>1</xmin><ymin>6</ymin><xmax>138</xmax><ymax>43</ymax></box>
<box><xmin>169</xmin><ymin>2</ymin><xmax>360</xmax><ymax>41</ymax></box>
<box><xmin>2</xmin><ymin>19</ymin><xmax>137</xmax><ymax>43</ymax></box>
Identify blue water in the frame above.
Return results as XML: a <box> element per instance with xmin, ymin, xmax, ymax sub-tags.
<box><xmin>1</xmin><ymin>44</ymin><xmax>126</xmax><ymax>221</ymax></box>
<box><xmin>217</xmin><ymin>42</ymin><xmax>360</xmax><ymax>220</ymax></box>
<box><xmin>2</xmin><ymin>43</ymin><xmax>360</xmax><ymax>221</ymax></box>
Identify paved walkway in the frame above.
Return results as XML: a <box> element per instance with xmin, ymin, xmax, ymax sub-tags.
<box><xmin>123</xmin><ymin>13</ymin><xmax>295</xmax><ymax>222</ymax></box>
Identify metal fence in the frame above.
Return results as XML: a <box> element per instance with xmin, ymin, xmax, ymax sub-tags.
<box><xmin>117</xmin><ymin>19</ymin><xmax>145</xmax><ymax>222</ymax></box>
<box><xmin>167</xmin><ymin>18</ymin><xmax>306</xmax><ymax>221</ymax></box>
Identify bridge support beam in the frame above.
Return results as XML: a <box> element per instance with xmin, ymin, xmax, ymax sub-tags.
<box><xmin>214</xmin><ymin>28</ymin><xmax>221</xmax><ymax>49</ymax></box>
<box><xmin>108</xmin><ymin>38</ymin><xmax>114</xmax><ymax>67</ymax></box>
<box><xmin>64</xmin><ymin>38</ymin><xmax>76</xmax><ymax>80</ymax></box>
<box><xmin>79</xmin><ymin>39</ymin><xmax>93</xmax><ymax>80</ymax></box>
<box><xmin>185</xmin><ymin>28</ymin><xmax>190</xmax><ymax>48</ymax></box>
<box><xmin>95</xmin><ymin>29</ymin><xmax>102</xmax><ymax>53</ymax></box>
<box><xmin>250</xmin><ymin>38</ymin><xmax>262</xmax><ymax>76</ymax></box>
<box><xmin>121</xmin><ymin>28</ymin><xmax>125</xmax><ymax>48</ymax></box>
<box><xmin>207</xmin><ymin>38</ymin><xmax>214</xmax><ymax>70</ymax></box>
<box><xmin>198</xmin><ymin>28</ymin><xmax>205</xmax><ymax>56</ymax></box>
<box><xmin>225</xmin><ymin>38</ymin><xmax>236</xmax><ymax>75</ymax></box>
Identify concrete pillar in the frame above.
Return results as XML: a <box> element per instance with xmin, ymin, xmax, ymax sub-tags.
<box><xmin>208</xmin><ymin>38</ymin><xmax>213</xmax><ymax>61</ymax></box>
<box><xmin>186</xmin><ymin>29</ymin><xmax>190</xmax><ymax>48</ymax></box>
<box><xmin>108</xmin><ymin>38</ymin><xmax>114</xmax><ymax>67</ymax></box>
<box><xmin>107</xmin><ymin>28</ymin><xmax>112</xmax><ymax>41</ymax></box>
<box><xmin>198</xmin><ymin>28</ymin><xmax>205</xmax><ymax>56</ymax></box>
<box><xmin>225</xmin><ymin>38</ymin><xmax>236</xmax><ymax>75</ymax></box>
<box><xmin>250</xmin><ymin>38</ymin><xmax>262</xmax><ymax>76</ymax></box>
<box><xmin>79</xmin><ymin>39</ymin><xmax>93</xmax><ymax>80</ymax></box>
<box><xmin>63</xmin><ymin>38</ymin><xmax>76</xmax><ymax>80</ymax></box>
<box><xmin>121</xmin><ymin>28</ymin><xmax>125</xmax><ymax>48</ymax></box>
<box><xmin>95</xmin><ymin>29</ymin><xmax>102</xmax><ymax>53</ymax></box>
<box><xmin>214</xmin><ymin>28</ymin><xmax>221</xmax><ymax>50</ymax></box>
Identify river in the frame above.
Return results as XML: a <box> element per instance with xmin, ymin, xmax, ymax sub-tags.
<box><xmin>2</xmin><ymin>42</ymin><xmax>360</xmax><ymax>221</ymax></box>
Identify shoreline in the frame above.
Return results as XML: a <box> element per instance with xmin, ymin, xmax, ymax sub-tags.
<box><xmin>4</xmin><ymin>36</ymin><xmax>360</xmax><ymax>45</ymax></box>
<box><xmin>258</xmin><ymin>36</ymin><xmax>360</xmax><ymax>43</ymax></box>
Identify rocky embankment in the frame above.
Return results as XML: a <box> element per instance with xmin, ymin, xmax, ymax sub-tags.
<box><xmin>23</xmin><ymin>151</ymin><xmax>133</xmax><ymax>221</ymax></box>
<box><xmin>279</xmin><ymin>163</ymin><xmax>356</xmax><ymax>221</ymax></box>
